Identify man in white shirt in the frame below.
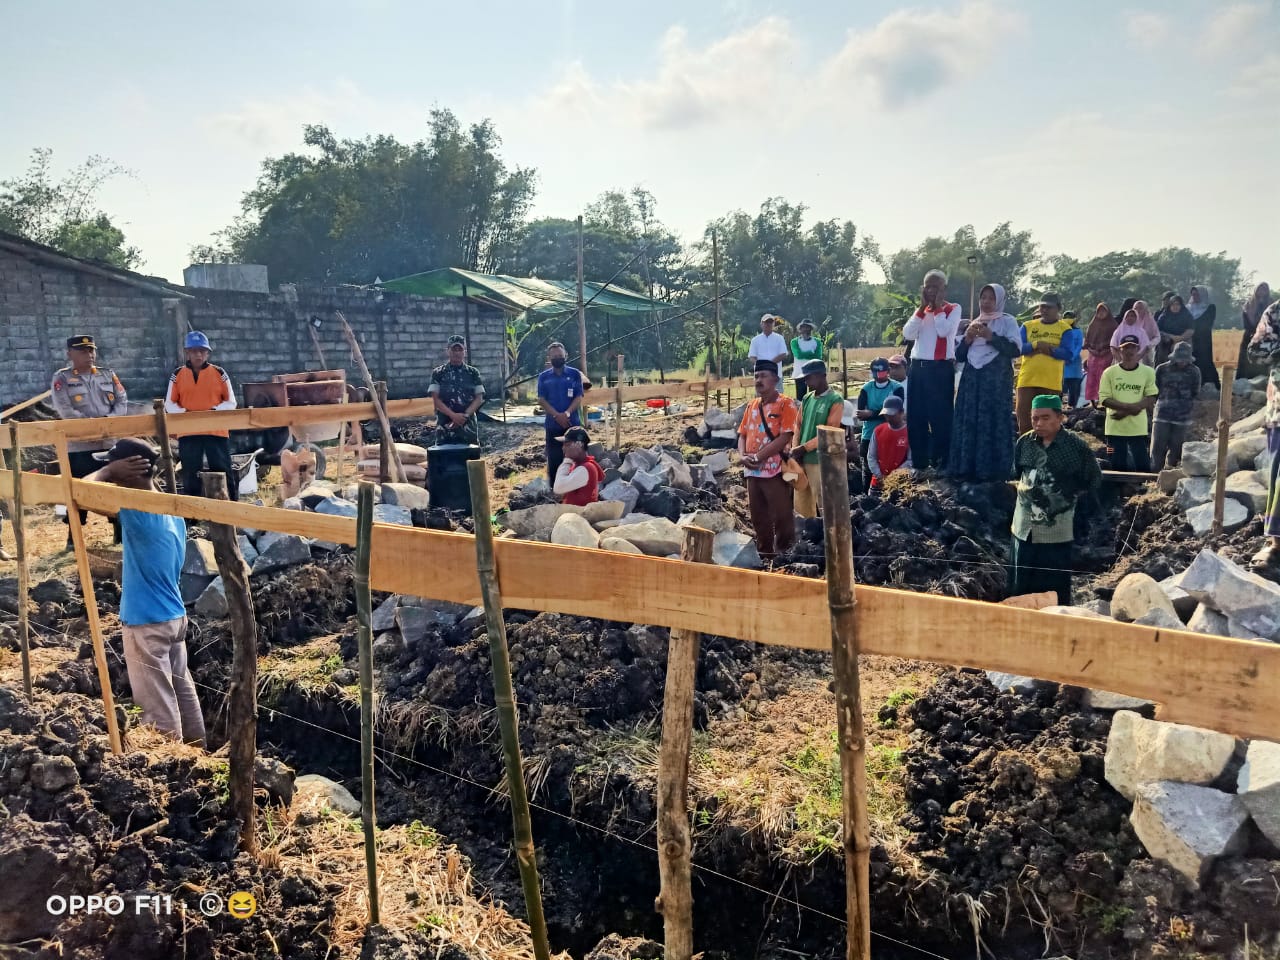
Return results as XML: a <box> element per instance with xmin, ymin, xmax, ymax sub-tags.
<box><xmin>748</xmin><ymin>314</ymin><xmax>789</xmax><ymax>374</ymax></box>
<box><xmin>901</xmin><ymin>270</ymin><xmax>963</xmax><ymax>471</ymax></box>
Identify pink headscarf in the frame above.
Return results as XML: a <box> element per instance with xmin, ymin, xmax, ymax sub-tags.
<box><xmin>1133</xmin><ymin>300</ymin><xmax>1159</xmax><ymax>341</ymax></box>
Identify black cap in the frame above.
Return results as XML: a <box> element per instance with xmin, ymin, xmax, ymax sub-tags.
<box><xmin>1119</xmin><ymin>334</ymin><xmax>1141</xmax><ymax>346</ymax></box>
<box><xmin>556</xmin><ymin>426</ymin><xmax>591</xmax><ymax>445</ymax></box>
<box><xmin>67</xmin><ymin>335</ymin><xmax>95</xmax><ymax>350</ymax></box>
<box><xmin>754</xmin><ymin>359</ymin><xmax>779</xmax><ymax>375</ymax></box>
<box><xmin>800</xmin><ymin>359</ymin><xmax>827</xmax><ymax>377</ymax></box>
<box><xmin>447</xmin><ymin>335</ymin><xmax>466</xmax><ymax>347</ymax></box>
<box><xmin>93</xmin><ymin>437</ymin><xmax>160</xmax><ymax>463</ymax></box>
<box><xmin>1038</xmin><ymin>292</ymin><xmax>1062</xmax><ymax>309</ymax></box>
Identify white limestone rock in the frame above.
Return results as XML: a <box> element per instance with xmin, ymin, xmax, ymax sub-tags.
<box><xmin>1237</xmin><ymin>739</ymin><xmax>1280</xmax><ymax>848</ymax></box>
<box><xmin>1111</xmin><ymin>573</ymin><xmax>1179</xmax><ymax>623</ymax></box>
<box><xmin>551</xmin><ymin>513</ymin><xmax>600</xmax><ymax>549</ymax></box>
<box><xmin>1185</xmin><ymin>499</ymin><xmax>1247</xmax><ymax>536</ymax></box>
<box><xmin>1104</xmin><ymin>710</ymin><xmax>1237</xmax><ymax>801</ymax></box>
<box><xmin>1130</xmin><ymin>781</ymin><xmax>1249</xmax><ymax>888</ymax></box>
<box><xmin>1178</xmin><ymin>548</ymin><xmax>1280</xmax><ymax>641</ymax></box>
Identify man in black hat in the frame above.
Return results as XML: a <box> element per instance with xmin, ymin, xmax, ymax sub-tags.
<box><xmin>790</xmin><ymin>359</ymin><xmax>845</xmax><ymax>517</ymax></box>
<box><xmin>85</xmin><ymin>438</ymin><xmax>205</xmax><ymax>747</ymax></box>
<box><xmin>50</xmin><ymin>334</ymin><xmax>129</xmax><ymax>543</ymax></box>
<box><xmin>428</xmin><ymin>335</ymin><xmax>485</xmax><ymax>445</ymax></box>
<box><xmin>737</xmin><ymin>359</ymin><xmax>800</xmax><ymax>560</ymax></box>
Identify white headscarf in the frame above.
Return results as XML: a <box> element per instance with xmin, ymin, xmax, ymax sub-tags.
<box><xmin>1187</xmin><ymin>285</ymin><xmax>1213</xmax><ymax>320</ymax></box>
<box><xmin>964</xmin><ymin>282</ymin><xmax>1020</xmax><ymax>370</ymax></box>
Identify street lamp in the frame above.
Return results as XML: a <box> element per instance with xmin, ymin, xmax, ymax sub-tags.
<box><xmin>966</xmin><ymin>254</ymin><xmax>978</xmax><ymax>319</ymax></box>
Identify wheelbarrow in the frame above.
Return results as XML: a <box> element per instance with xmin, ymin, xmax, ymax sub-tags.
<box><xmin>234</xmin><ymin>369</ymin><xmax>349</xmax><ymax>477</ymax></box>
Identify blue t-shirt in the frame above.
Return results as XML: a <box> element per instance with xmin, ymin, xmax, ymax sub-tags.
<box><xmin>536</xmin><ymin>365</ymin><xmax>584</xmax><ymax>433</ymax></box>
<box><xmin>119</xmin><ymin>509</ymin><xmax>187</xmax><ymax>626</ymax></box>
<box><xmin>1061</xmin><ymin>327</ymin><xmax>1084</xmax><ymax>380</ymax></box>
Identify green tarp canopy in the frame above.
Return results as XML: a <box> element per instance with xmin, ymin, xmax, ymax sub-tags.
<box><xmin>380</xmin><ymin>267</ymin><xmax>664</xmax><ymax>319</ymax></box>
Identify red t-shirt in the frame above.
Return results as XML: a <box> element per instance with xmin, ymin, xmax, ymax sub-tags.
<box><xmin>870</xmin><ymin>422</ymin><xmax>910</xmax><ymax>486</ymax></box>
<box><xmin>561</xmin><ymin>457</ymin><xmax>603</xmax><ymax>506</ymax></box>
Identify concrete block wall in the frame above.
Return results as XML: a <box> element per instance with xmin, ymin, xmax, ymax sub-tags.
<box><xmin>1</xmin><ymin>247</ymin><xmax>507</xmax><ymax>409</ymax></box>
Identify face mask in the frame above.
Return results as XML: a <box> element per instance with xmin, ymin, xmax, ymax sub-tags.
<box><xmin>875</xmin><ymin>372</ymin><xmax>889</xmax><ymax>383</ymax></box>
<box><xmin>551</xmin><ymin>357</ymin><xmax>565</xmax><ymax>369</ymax></box>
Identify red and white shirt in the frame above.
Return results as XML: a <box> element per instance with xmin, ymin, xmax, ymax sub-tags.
<box><xmin>902</xmin><ymin>302</ymin><xmax>963</xmax><ymax>361</ymax></box>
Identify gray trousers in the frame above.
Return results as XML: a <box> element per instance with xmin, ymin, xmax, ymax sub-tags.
<box><xmin>122</xmin><ymin>616</ymin><xmax>206</xmax><ymax>746</ymax></box>
<box><xmin>1150</xmin><ymin>421</ymin><xmax>1189</xmax><ymax>472</ymax></box>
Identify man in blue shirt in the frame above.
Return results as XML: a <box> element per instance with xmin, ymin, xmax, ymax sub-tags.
<box><xmin>87</xmin><ymin>438</ymin><xmax>206</xmax><ymax>747</ymax></box>
<box><xmin>536</xmin><ymin>341</ymin><xmax>585</xmax><ymax>482</ymax></box>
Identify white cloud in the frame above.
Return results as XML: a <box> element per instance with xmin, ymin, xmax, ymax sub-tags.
<box><xmin>1232</xmin><ymin>50</ymin><xmax>1280</xmax><ymax>96</ymax></box>
<box><xmin>1204</xmin><ymin>2</ymin><xmax>1271</xmax><ymax>57</ymax></box>
<box><xmin>1125</xmin><ymin>10</ymin><xmax>1173</xmax><ymax>50</ymax></box>
<box><xmin>204</xmin><ymin>80</ymin><xmax>375</xmax><ymax>150</ymax></box>
<box><xmin>822</xmin><ymin>1</ymin><xmax>1026</xmax><ymax>108</ymax></box>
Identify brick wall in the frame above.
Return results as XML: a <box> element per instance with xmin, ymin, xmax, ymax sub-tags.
<box><xmin>1</xmin><ymin>247</ymin><xmax>507</xmax><ymax>409</ymax></box>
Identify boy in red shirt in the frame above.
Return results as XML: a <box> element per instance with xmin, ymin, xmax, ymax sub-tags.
<box><xmin>867</xmin><ymin>396</ymin><xmax>911</xmax><ymax>490</ymax></box>
<box><xmin>552</xmin><ymin>426</ymin><xmax>603</xmax><ymax>506</ymax></box>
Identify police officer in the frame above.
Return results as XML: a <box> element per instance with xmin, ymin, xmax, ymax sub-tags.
<box><xmin>428</xmin><ymin>335</ymin><xmax>485</xmax><ymax>445</ymax></box>
<box><xmin>51</xmin><ymin>334</ymin><xmax>128</xmax><ymax>543</ymax></box>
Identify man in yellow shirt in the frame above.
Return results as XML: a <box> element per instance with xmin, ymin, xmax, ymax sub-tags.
<box><xmin>1016</xmin><ymin>293</ymin><xmax>1074</xmax><ymax>433</ymax></box>
<box><xmin>1098</xmin><ymin>335</ymin><xmax>1158</xmax><ymax>472</ymax></box>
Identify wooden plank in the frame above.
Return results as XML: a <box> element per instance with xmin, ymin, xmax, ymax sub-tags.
<box><xmin>1000</xmin><ymin>591</ymin><xmax>1058</xmax><ymax>610</ymax></box>
<box><xmin>1</xmin><ymin>390</ymin><xmax>52</xmax><ymax>420</ymax></box>
<box><xmin>1102</xmin><ymin>471</ymin><xmax>1158</xmax><ymax>484</ymax></box>
<box><xmin>0</xmin><ymin>468</ymin><xmax>64</xmax><ymax>504</ymax></box>
<box><xmin>615</xmin><ymin>377</ymin><xmax>754</xmax><ymax>404</ymax></box>
<box><xmin>7</xmin><ymin>471</ymin><xmax>1278</xmax><ymax>741</ymax></box>
<box><xmin>15</xmin><ymin>398</ymin><xmax>434</xmax><ymax>445</ymax></box>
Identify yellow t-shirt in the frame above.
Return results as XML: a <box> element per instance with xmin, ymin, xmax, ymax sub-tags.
<box><xmin>1016</xmin><ymin>319</ymin><xmax>1074</xmax><ymax>390</ymax></box>
<box><xmin>1098</xmin><ymin>362</ymin><xmax>1158</xmax><ymax>437</ymax></box>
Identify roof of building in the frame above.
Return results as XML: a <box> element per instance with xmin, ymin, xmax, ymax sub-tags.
<box><xmin>0</xmin><ymin>230</ymin><xmax>192</xmax><ymax>299</ymax></box>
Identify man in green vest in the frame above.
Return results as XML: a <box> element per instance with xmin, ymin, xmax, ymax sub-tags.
<box><xmin>790</xmin><ymin>320</ymin><xmax>824</xmax><ymax>400</ymax></box>
<box><xmin>790</xmin><ymin>359</ymin><xmax>845</xmax><ymax>517</ymax></box>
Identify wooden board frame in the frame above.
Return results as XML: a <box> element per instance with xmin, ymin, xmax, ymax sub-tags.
<box><xmin>6</xmin><ymin>467</ymin><xmax>1277</xmax><ymax>741</ymax></box>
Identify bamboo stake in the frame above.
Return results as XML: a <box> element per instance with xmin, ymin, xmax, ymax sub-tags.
<box><xmin>355</xmin><ymin>481</ymin><xmax>381</xmax><ymax>925</ymax></box>
<box><xmin>376</xmin><ymin>382</ymin><xmax>392</xmax><ymax>484</ymax></box>
<box><xmin>202</xmin><ymin>471</ymin><xmax>258</xmax><ymax>854</ymax></box>
<box><xmin>152</xmin><ymin>400</ymin><xmax>179</xmax><ymax>494</ymax></box>
<box><xmin>841</xmin><ymin>346</ymin><xmax>849</xmax><ymax>398</ymax></box>
<box><xmin>703</xmin><ymin>347</ymin><xmax>711</xmax><ymax>415</ymax></box>
<box><xmin>576</xmin><ymin>215</ymin><xmax>588</xmax><ymax>383</ymax></box>
<box><xmin>817</xmin><ymin>425</ymin><xmax>871</xmax><ymax>960</ymax></box>
<box><xmin>466</xmin><ymin>459</ymin><xmax>551</xmax><ymax>960</ymax></box>
<box><xmin>54</xmin><ymin>435</ymin><xmax>122</xmax><ymax>754</ymax></box>
<box><xmin>614</xmin><ymin>354</ymin><xmax>625</xmax><ymax>452</ymax></box>
<box><xmin>7</xmin><ymin>425</ymin><xmax>31</xmax><ymax>699</ymax></box>
<box><xmin>1212</xmin><ymin>363</ymin><xmax>1236</xmax><ymax>536</ymax></box>
<box><xmin>338</xmin><ymin>311</ymin><xmax>407</xmax><ymax>483</ymax></box>
<box><xmin>655</xmin><ymin>525</ymin><xmax>714</xmax><ymax>960</ymax></box>
<box><xmin>307</xmin><ymin>320</ymin><xmax>328</xmax><ymax>368</ymax></box>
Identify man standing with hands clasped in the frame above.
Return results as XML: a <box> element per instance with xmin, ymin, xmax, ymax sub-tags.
<box><xmin>748</xmin><ymin>314</ymin><xmax>790</xmax><ymax>373</ymax></box>
<box><xmin>537</xmin><ymin>342</ymin><xmax>586</xmax><ymax>483</ymax></box>
<box><xmin>902</xmin><ymin>269</ymin><xmax>962</xmax><ymax>471</ymax></box>
<box><xmin>737</xmin><ymin>359</ymin><xmax>799</xmax><ymax>561</ymax></box>
<box><xmin>165</xmin><ymin>331</ymin><xmax>238</xmax><ymax>500</ymax></box>
<box><xmin>429</xmin><ymin>335</ymin><xmax>485</xmax><ymax>445</ymax></box>
<box><xmin>1098</xmin><ymin>335</ymin><xmax>1158</xmax><ymax>472</ymax></box>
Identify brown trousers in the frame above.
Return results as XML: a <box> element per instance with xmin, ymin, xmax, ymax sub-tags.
<box><xmin>1015</xmin><ymin>386</ymin><xmax>1048</xmax><ymax>435</ymax></box>
<box><xmin>122</xmin><ymin>616</ymin><xmax>207</xmax><ymax>746</ymax></box>
<box><xmin>746</xmin><ymin>475</ymin><xmax>795</xmax><ymax>559</ymax></box>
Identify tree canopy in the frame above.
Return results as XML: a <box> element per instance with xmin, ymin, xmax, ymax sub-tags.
<box><xmin>0</xmin><ymin>148</ymin><xmax>142</xmax><ymax>269</ymax></box>
<box><xmin>886</xmin><ymin>222</ymin><xmax>1039</xmax><ymax>315</ymax></box>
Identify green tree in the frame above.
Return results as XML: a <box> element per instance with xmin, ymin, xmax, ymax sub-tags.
<box><xmin>887</xmin><ymin>222</ymin><xmax>1040</xmax><ymax>316</ymax></box>
<box><xmin>197</xmin><ymin>111</ymin><xmax>536</xmax><ymax>284</ymax></box>
<box><xmin>0</xmin><ymin>148</ymin><xmax>141</xmax><ymax>268</ymax></box>
<box><xmin>1032</xmin><ymin>248</ymin><xmax>1244</xmax><ymax>319</ymax></box>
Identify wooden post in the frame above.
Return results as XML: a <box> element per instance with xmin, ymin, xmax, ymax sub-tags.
<box><xmin>202</xmin><ymin>471</ymin><xmax>259</xmax><ymax>855</ymax></box>
<box><xmin>712</xmin><ymin>228</ymin><xmax>722</xmax><ymax>380</ymax></box>
<box><xmin>355</xmin><ymin>482</ymin><xmax>381</xmax><ymax>924</ymax></box>
<box><xmin>655</xmin><ymin>525</ymin><xmax>714</xmax><ymax>960</ymax></box>
<box><xmin>841</xmin><ymin>346</ymin><xmax>849</xmax><ymax>398</ymax></box>
<box><xmin>466</xmin><ymin>459</ymin><xmax>551</xmax><ymax>960</ymax></box>
<box><xmin>376</xmin><ymin>382</ymin><xmax>392</xmax><ymax>484</ymax></box>
<box><xmin>152</xmin><ymin>400</ymin><xmax>179</xmax><ymax>494</ymax></box>
<box><xmin>576</xmin><ymin>215</ymin><xmax>588</xmax><ymax>383</ymax></box>
<box><xmin>1212</xmin><ymin>363</ymin><xmax>1237</xmax><ymax>536</ymax></box>
<box><xmin>7</xmin><ymin>425</ymin><xmax>32</xmax><ymax>699</ymax></box>
<box><xmin>53</xmin><ymin>435</ymin><xmax>122</xmax><ymax>754</ymax></box>
<box><xmin>817</xmin><ymin>425</ymin><xmax>871</xmax><ymax>960</ymax></box>
<box><xmin>338</xmin><ymin>311</ymin><xmax>406</xmax><ymax>482</ymax></box>
<box><xmin>614</xmin><ymin>354</ymin><xmax>625</xmax><ymax>452</ymax></box>
<box><xmin>306</xmin><ymin>320</ymin><xmax>328</xmax><ymax>369</ymax></box>
<box><xmin>703</xmin><ymin>347</ymin><xmax>711</xmax><ymax>415</ymax></box>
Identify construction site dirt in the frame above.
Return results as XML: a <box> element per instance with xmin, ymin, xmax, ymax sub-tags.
<box><xmin>2</xmin><ymin>396</ymin><xmax>1279</xmax><ymax>960</ymax></box>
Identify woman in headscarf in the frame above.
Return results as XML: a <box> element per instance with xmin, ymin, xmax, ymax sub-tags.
<box><xmin>1156</xmin><ymin>294</ymin><xmax>1194</xmax><ymax>366</ymax></box>
<box><xmin>1238</xmin><ymin>282</ymin><xmax>1272</xmax><ymax>379</ymax></box>
<box><xmin>1083</xmin><ymin>303</ymin><xmax>1118</xmax><ymax>405</ymax></box>
<box><xmin>1247</xmin><ymin>298</ymin><xmax>1280</xmax><ymax>566</ymax></box>
<box><xmin>948</xmin><ymin>282</ymin><xmax>1021</xmax><ymax>481</ymax></box>
<box><xmin>1132</xmin><ymin>299</ymin><xmax>1160</xmax><ymax>364</ymax></box>
<box><xmin>1110</xmin><ymin>306</ymin><xmax>1156</xmax><ymax>363</ymax></box>
<box><xmin>1186</xmin><ymin>285</ymin><xmax>1219</xmax><ymax>388</ymax></box>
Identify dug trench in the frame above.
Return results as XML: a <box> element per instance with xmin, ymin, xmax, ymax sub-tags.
<box><xmin>4</xmin><ymin>424</ymin><xmax>1279</xmax><ymax>958</ymax></box>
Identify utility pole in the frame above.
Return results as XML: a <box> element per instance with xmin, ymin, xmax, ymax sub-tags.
<box><xmin>577</xmin><ymin>215</ymin><xmax>588</xmax><ymax>382</ymax></box>
<box><xmin>967</xmin><ymin>253</ymin><xmax>978</xmax><ymax>319</ymax></box>
<box><xmin>712</xmin><ymin>229</ymin><xmax>722</xmax><ymax>379</ymax></box>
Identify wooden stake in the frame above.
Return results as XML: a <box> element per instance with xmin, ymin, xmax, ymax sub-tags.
<box><xmin>152</xmin><ymin>399</ymin><xmax>179</xmax><ymax>494</ymax></box>
<box><xmin>614</xmin><ymin>354</ymin><xmax>625</xmax><ymax>452</ymax></box>
<box><xmin>655</xmin><ymin>525</ymin><xmax>714</xmax><ymax>960</ymax></box>
<box><xmin>376</xmin><ymin>382</ymin><xmax>392</xmax><ymax>484</ymax></box>
<box><xmin>54</xmin><ymin>435</ymin><xmax>122</xmax><ymax>754</ymax></box>
<box><xmin>703</xmin><ymin>347</ymin><xmax>711</xmax><ymax>416</ymax></box>
<box><xmin>817</xmin><ymin>425</ymin><xmax>871</xmax><ymax>960</ymax></box>
<box><xmin>338</xmin><ymin>311</ymin><xmax>406</xmax><ymax>482</ymax></box>
<box><xmin>202</xmin><ymin>471</ymin><xmax>258</xmax><ymax>855</ymax></box>
<box><xmin>355</xmin><ymin>482</ymin><xmax>381</xmax><ymax>925</ymax></box>
<box><xmin>1</xmin><ymin>390</ymin><xmax>51</xmax><ymax>421</ymax></box>
<box><xmin>306</xmin><ymin>320</ymin><xmax>328</xmax><ymax>368</ymax></box>
<box><xmin>841</xmin><ymin>346</ymin><xmax>849</xmax><ymax>398</ymax></box>
<box><xmin>466</xmin><ymin>459</ymin><xmax>551</xmax><ymax>960</ymax></box>
<box><xmin>7</xmin><ymin>425</ymin><xmax>31</xmax><ymax>699</ymax></box>
<box><xmin>577</xmin><ymin>214</ymin><xmax>588</xmax><ymax>383</ymax></box>
<box><xmin>1212</xmin><ymin>363</ymin><xmax>1236</xmax><ymax>536</ymax></box>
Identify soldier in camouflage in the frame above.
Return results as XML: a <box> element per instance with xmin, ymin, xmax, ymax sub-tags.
<box><xmin>428</xmin><ymin>335</ymin><xmax>485</xmax><ymax>445</ymax></box>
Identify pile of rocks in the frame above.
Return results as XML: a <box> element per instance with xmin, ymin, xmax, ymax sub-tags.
<box><xmin>1104</xmin><ymin>712</ymin><xmax>1278</xmax><ymax>888</ymax></box>
<box><xmin>281</xmin><ymin>479</ymin><xmax>425</xmax><ymax>523</ymax></box>
<box><xmin>695</xmin><ymin>404</ymin><xmax>747</xmax><ymax>448</ymax></box>
<box><xmin>503</xmin><ymin>443</ymin><xmax>758</xmax><ymax>568</ymax></box>
<box><xmin>179</xmin><ymin>531</ymin><xmax>313</xmax><ymax>617</ymax></box>
<box><xmin>1164</xmin><ymin>403</ymin><xmax>1272</xmax><ymax>536</ymax></box>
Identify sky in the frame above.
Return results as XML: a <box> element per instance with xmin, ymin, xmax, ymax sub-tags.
<box><xmin>3</xmin><ymin>0</ymin><xmax>1277</xmax><ymax>288</ymax></box>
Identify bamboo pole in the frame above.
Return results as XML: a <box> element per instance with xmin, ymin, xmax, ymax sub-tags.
<box><xmin>817</xmin><ymin>425</ymin><xmax>871</xmax><ymax>960</ymax></box>
<box><xmin>1</xmin><ymin>390</ymin><xmax>52</xmax><ymax>420</ymax></box>
<box><xmin>152</xmin><ymin>400</ymin><xmax>179</xmax><ymax>494</ymax></box>
<box><xmin>54</xmin><ymin>435</ymin><xmax>122</xmax><ymax>754</ymax></box>
<box><xmin>355</xmin><ymin>481</ymin><xmax>381</xmax><ymax>925</ymax></box>
<box><xmin>841</xmin><ymin>346</ymin><xmax>849</xmax><ymax>398</ymax></box>
<box><xmin>577</xmin><ymin>215</ymin><xmax>588</xmax><ymax>383</ymax></box>
<box><xmin>703</xmin><ymin>347</ymin><xmax>711</xmax><ymax>415</ymax></box>
<box><xmin>466</xmin><ymin>459</ymin><xmax>551</xmax><ymax>960</ymax></box>
<box><xmin>1212</xmin><ymin>363</ymin><xmax>1236</xmax><ymax>536</ymax></box>
<box><xmin>376</xmin><ymin>382</ymin><xmax>392</xmax><ymax>484</ymax></box>
<box><xmin>655</xmin><ymin>525</ymin><xmax>714</xmax><ymax>960</ymax></box>
<box><xmin>712</xmin><ymin>228</ymin><xmax>722</xmax><ymax>381</ymax></box>
<box><xmin>202</xmin><ymin>471</ymin><xmax>258</xmax><ymax>854</ymax></box>
<box><xmin>614</xmin><ymin>354</ymin><xmax>625</xmax><ymax>451</ymax></box>
<box><xmin>7</xmin><ymin>425</ymin><xmax>32</xmax><ymax>699</ymax></box>
<box><xmin>338</xmin><ymin>311</ymin><xmax>407</xmax><ymax>483</ymax></box>
<box><xmin>306</xmin><ymin>320</ymin><xmax>328</xmax><ymax>368</ymax></box>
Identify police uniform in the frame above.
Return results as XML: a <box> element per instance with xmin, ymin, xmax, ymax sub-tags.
<box><xmin>50</xmin><ymin>334</ymin><xmax>128</xmax><ymax>531</ymax></box>
<box><xmin>429</xmin><ymin>338</ymin><xmax>484</xmax><ymax>445</ymax></box>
